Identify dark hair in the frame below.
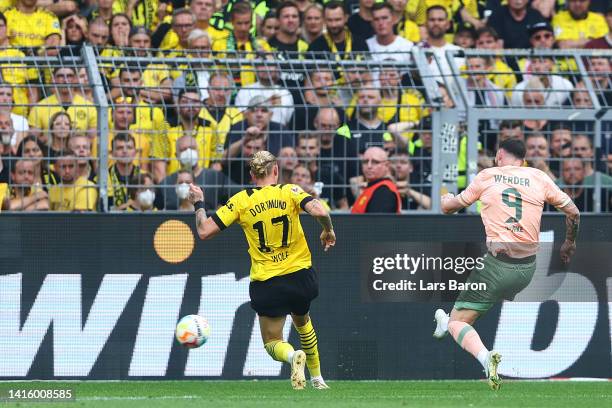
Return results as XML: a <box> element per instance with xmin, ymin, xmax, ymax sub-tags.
<box><xmin>11</xmin><ymin>158</ymin><xmax>33</xmax><ymax>174</ymax></box>
<box><xmin>500</xmin><ymin>120</ymin><xmax>523</xmax><ymax>130</ymax></box>
<box><xmin>55</xmin><ymin>150</ymin><xmax>76</xmax><ymax>162</ymax></box>
<box><xmin>323</xmin><ymin>0</ymin><xmax>346</xmax><ymax>14</ymax></box>
<box><xmin>277</xmin><ymin>1</ymin><xmax>300</xmax><ymax>19</ymax></box>
<box><xmin>129</xmin><ymin>26</ymin><xmax>152</xmax><ymax>39</ymax></box>
<box><xmin>499</xmin><ymin>138</ymin><xmax>526</xmax><ymax>160</ymax></box>
<box><xmin>475</xmin><ymin>26</ymin><xmax>499</xmax><ymax>41</ymax></box>
<box><xmin>118</xmin><ymin>63</ymin><xmax>142</xmax><ymax>78</ymax></box>
<box><xmin>49</xmin><ymin>111</ymin><xmax>73</xmax><ymax>132</ymax></box>
<box><xmin>550</xmin><ymin>121</ymin><xmax>572</xmax><ymax>132</ymax></box>
<box><xmin>389</xmin><ymin>150</ymin><xmax>410</xmax><ymax>158</ymax></box>
<box><xmin>52</xmin><ymin>65</ymin><xmax>76</xmax><ymax>76</ymax></box>
<box><xmin>230</xmin><ymin>1</ymin><xmax>252</xmax><ymax>19</ymax></box>
<box><xmin>112</xmin><ymin>132</ymin><xmax>136</xmax><ymax>149</ymax></box>
<box><xmin>426</xmin><ymin>5</ymin><xmax>448</xmax><ymax>18</ymax></box>
<box><xmin>262</xmin><ymin>10</ymin><xmax>277</xmax><ymax>22</ymax></box>
<box><xmin>0</xmin><ymin>11</ymin><xmax>7</xmax><ymax>26</ymax></box>
<box><xmin>371</xmin><ymin>2</ymin><xmax>394</xmax><ymax>15</ymax></box>
<box><xmin>127</xmin><ymin>172</ymin><xmax>154</xmax><ymax>200</ymax></box>
<box><xmin>178</xmin><ymin>87</ymin><xmax>201</xmax><ymax>100</ymax></box>
<box><xmin>455</xmin><ymin>23</ymin><xmax>476</xmax><ymax>38</ymax></box>
<box><xmin>109</xmin><ymin>13</ymin><xmax>132</xmax><ymax>46</ymax></box>
<box><xmin>297</xmin><ymin>132</ymin><xmax>320</xmax><ymax>144</ymax></box>
<box><xmin>172</xmin><ymin>7</ymin><xmax>196</xmax><ymax>25</ymax></box>
<box><xmin>16</xmin><ymin>135</ymin><xmax>52</xmax><ymax>176</ymax></box>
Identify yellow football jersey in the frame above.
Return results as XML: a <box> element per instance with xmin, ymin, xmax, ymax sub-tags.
<box><xmin>200</xmin><ymin>106</ymin><xmax>243</xmax><ymax>149</ymax></box>
<box><xmin>212</xmin><ymin>36</ymin><xmax>271</xmax><ymax>87</ymax></box>
<box><xmin>5</xmin><ymin>7</ymin><xmax>61</xmax><ymax>48</ymax></box>
<box><xmin>0</xmin><ymin>48</ymin><xmax>39</xmax><ymax>116</ymax></box>
<box><xmin>406</xmin><ymin>0</ymin><xmax>453</xmax><ymax>26</ymax></box>
<box><xmin>108</xmin><ymin>100</ymin><xmax>168</xmax><ymax>145</ymax></box>
<box><xmin>152</xmin><ymin>119</ymin><xmax>219</xmax><ymax>175</ymax></box>
<box><xmin>490</xmin><ymin>59</ymin><xmax>517</xmax><ymax>97</ymax></box>
<box><xmin>107</xmin><ymin>128</ymin><xmax>152</xmax><ymax>169</ymax></box>
<box><xmin>0</xmin><ymin>182</ymin><xmax>8</xmax><ymax>212</ymax></box>
<box><xmin>399</xmin><ymin>18</ymin><xmax>421</xmax><ymax>43</ymax></box>
<box><xmin>213</xmin><ymin>184</ymin><xmax>314</xmax><ymax>281</ymax></box>
<box><xmin>160</xmin><ymin>26</ymin><xmax>229</xmax><ymax>50</ymax></box>
<box><xmin>112</xmin><ymin>0</ymin><xmax>160</xmax><ymax>30</ymax></box>
<box><xmin>28</xmin><ymin>94</ymin><xmax>97</xmax><ymax>135</ymax></box>
<box><xmin>0</xmin><ymin>0</ymin><xmax>15</xmax><ymax>12</ymax></box>
<box><xmin>552</xmin><ymin>11</ymin><xmax>608</xmax><ymax>42</ymax></box>
<box><xmin>346</xmin><ymin>89</ymin><xmax>424</xmax><ymax>131</ymax></box>
<box><xmin>48</xmin><ymin>177</ymin><xmax>98</xmax><ymax>211</ymax></box>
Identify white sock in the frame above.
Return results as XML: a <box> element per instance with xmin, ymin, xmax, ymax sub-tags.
<box><xmin>476</xmin><ymin>349</ymin><xmax>489</xmax><ymax>369</ymax></box>
<box><xmin>287</xmin><ymin>350</ymin><xmax>295</xmax><ymax>363</ymax></box>
<box><xmin>311</xmin><ymin>375</ymin><xmax>324</xmax><ymax>382</ymax></box>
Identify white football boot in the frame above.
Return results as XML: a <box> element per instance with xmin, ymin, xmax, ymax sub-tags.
<box><xmin>290</xmin><ymin>350</ymin><xmax>307</xmax><ymax>390</ymax></box>
<box><xmin>485</xmin><ymin>351</ymin><xmax>502</xmax><ymax>391</ymax></box>
<box><xmin>432</xmin><ymin>309</ymin><xmax>449</xmax><ymax>339</ymax></box>
<box><xmin>311</xmin><ymin>376</ymin><xmax>330</xmax><ymax>390</ymax></box>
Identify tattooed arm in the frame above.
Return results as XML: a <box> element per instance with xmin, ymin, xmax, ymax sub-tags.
<box><xmin>559</xmin><ymin>201</ymin><xmax>580</xmax><ymax>264</ymax></box>
<box><xmin>189</xmin><ymin>184</ymin><xmax>221</xmax><ymax>240</ymax></box>
<box><xmin>304</xmin><ymin>199</ymin><xmax>336</xmax><ymax>251</ymax></box>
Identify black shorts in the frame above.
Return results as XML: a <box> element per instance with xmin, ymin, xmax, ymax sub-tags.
<box><xmin>249</xmin><ymin>267</ymin><xmax>319</xmax><ymax>317</ymax></box>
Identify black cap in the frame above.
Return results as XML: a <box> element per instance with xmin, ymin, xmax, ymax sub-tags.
<box><xmin>528</xmin><ymin>22</ymin><xmax>554</xmax><ymax>37</ymax></box>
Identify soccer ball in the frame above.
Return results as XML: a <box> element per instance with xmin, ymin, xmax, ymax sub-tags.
<box><xmin>175</xmin><ymin>315</ymin><xmax>210</xmax><ymax>348</ymax></box>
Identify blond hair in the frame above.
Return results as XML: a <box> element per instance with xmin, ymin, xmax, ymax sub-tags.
<box><xmin>249</xmin><ymin>151</ymin><xmax>277</xmax><ymax>179</ymax></box>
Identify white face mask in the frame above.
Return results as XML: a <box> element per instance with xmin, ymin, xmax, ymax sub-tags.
<box><xmin>1</xmin><ymin>133</ymin><xmax>11</xmax><ymax>146</ymax></box>
<box><xmin>179</xmin><ymin>148</ymin><xmax>199</xmax><ymax>168</ymax></box>
<box><xmin>137</xmin><ymin>189</ymin><xmax>155</xmax><ymax>208</ymax></box>
<box><xmin>175</xmin><ymin>183</ymin><xmax>190</xmax><ymax>200</ymax></box>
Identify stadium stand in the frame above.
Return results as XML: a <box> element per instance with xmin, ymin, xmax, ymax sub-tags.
<box><xmin>0</xmin><ymin>0</ymin><xmax>610</xmax><ymax>213</ymax></box>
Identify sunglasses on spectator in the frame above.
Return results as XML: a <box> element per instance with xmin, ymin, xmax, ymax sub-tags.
<box><xmin>532</xmin><ymin>32</ymin><xmax>553</xmax><ymax>40</ymax></box>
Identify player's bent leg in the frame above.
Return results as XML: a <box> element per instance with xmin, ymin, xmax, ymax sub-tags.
<box><xmin>260</xmin><ymin>315</ymin><xmax>295</xmax><ymax>363</ymax></box>
<box><xmin>448</xmin><ymin>308</ymin><xmax>501</xmax><ymax>390</ymax></box>
<box><xmin>259</xmin><ymin>314</ymin><xmax>306</xmax><ymax>390</ymax></box>
<box><xmin>292</xmin><ymin>313</ymin><xmax>329</xmax><ymax>389</ymax></box>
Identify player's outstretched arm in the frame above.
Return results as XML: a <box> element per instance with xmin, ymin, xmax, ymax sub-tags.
<box><xmin>188</xmin><ymin>184</ymin><xmax>221</xmax><ymax>240</ymax></box>
<box><xmin>559</xmin><ymin>201</ymin><xmax>580</xmax><ymax>264</ymax></box>
<box><xmin>304</xmin><ymin>199</ymin><xmax>336</xmax><ymax>252</ymax></box>
<box><xmin>441</xmin><ymin>193</ymin><xmax>466</xmax><ymax>214</ymax></box>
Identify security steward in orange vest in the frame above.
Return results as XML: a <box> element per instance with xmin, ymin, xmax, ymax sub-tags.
<box><xmin>351</xmin><ymin>146</ymin><xmax>401</xmax><ymax>214</ymax></box>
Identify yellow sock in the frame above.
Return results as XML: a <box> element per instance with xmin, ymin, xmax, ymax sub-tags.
<box><xmin>295</xmin><ymin>318</ymin><xmax>321</xmax><ymax>377</ymax></box>
<box><xmin>264</xmin><ymin>340</ymin><xmax>294</xmax><ymax>363</ymax></box>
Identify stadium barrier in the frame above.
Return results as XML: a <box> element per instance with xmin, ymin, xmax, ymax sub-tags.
<box><xmin>2</xmin><ymin>47</ymin><xmax>609</xmax><ymax>213</ymax></box>
<box><xmin>1</xmin><ymin>214</ymin><xmax>610</xmax><ymax>379</ymax></box>
<box><xmin>442</xmin><ymin>48</ymin><xmax>612</xmax><ymax>212</ymax></box>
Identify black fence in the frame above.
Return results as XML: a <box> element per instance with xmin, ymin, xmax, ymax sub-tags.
<box><xmin>0</xmin><ymin>214</ymin><xmax>610</xmax><ymax>379</ymax></box>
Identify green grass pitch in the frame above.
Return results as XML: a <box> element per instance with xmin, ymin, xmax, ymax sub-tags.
<box><xmin>1</xmin><ymin>380</ymin><xmax>610</xmax><ymax>408</ymax></box>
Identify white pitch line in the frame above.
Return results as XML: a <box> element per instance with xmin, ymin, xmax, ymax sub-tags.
<box><xmin>77</xmin><ymin>395</ymin><xmax>200</xmax><ymax>401</ymax></box>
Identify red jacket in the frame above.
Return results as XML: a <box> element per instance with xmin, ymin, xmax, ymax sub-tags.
<box><xmin>351</xmin><ymin>178</ymin><xmax>401</xmax><ymax>214</ymax></box>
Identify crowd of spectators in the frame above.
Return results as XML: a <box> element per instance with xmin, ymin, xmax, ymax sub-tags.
<box><xmin>0</xmin><ymin>0</ymin><xmax>609</xmax><ymax>213</ymax></box>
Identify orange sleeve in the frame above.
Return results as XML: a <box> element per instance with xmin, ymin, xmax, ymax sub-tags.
<box><xmin>543</xmin><ymin>175</ymin><xmax>572</xmax><ymax>208</ymax></box>
<box><xmin>457</xmin><ymin>171</ymin><xmax>486</xmax><ymax>206</ymax></box>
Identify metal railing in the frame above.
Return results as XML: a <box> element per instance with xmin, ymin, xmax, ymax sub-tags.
<box><xmin>0</xmin><ymin>46</ymin><xmax>609</xmax><ymax>213</ymax></box>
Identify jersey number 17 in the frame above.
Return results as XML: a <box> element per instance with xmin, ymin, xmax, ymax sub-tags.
<box><xmin>252</xmin><ymin>215</ymin><xmax>290</xmax><ymax>253</ymax></box>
